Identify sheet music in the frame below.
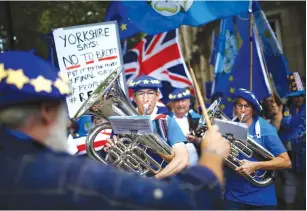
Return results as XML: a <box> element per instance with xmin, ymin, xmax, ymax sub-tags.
<box><xmin>214</xmin><ymin>118</ymin><xmax>248</xmax><ymax>141</ymax></box>
<box><xmin>108</xmin><ymin>115</ymin><xmax>154</xmax><ymax>135</ymax></box>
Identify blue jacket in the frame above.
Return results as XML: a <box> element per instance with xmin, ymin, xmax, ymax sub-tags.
<box><xmin>279</xmin><ymin>103</ymin><xmax>306</xmax><ymax>172</ymax></box>
<box><xmin>0</xmin><ymin>127</ymin><xmax>223</xmax><ymax>209</ymax></box>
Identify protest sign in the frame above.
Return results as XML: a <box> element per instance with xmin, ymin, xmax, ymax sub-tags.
<box><xmin>53</xmin><ymin>21</ymin><xmax>126</xmax><ymax>118</ymax></box>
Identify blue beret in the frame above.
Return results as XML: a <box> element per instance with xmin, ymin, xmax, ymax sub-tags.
<box><xmin>286</xmin><ymin>72</ymin><xmax>306</xmax><ymax>97</ymax></box>
<box><xmin>234</xmin><ymin>88</ymin><xmax>262</xmax><ymax>113</ymax></box>
<box><xmin>169</xmin><ymin>88</ymin><xmax>192</xmax><ymax>101</ymax></box>
<box><xmin>0</xmin><ymin>51</ymin><xmax>70</xmax><ymax>108</ymax></box>
<box><xmin>128</xmin><ymin>75</ymin><xmax>161</xmax><ymax>92</ymax></box>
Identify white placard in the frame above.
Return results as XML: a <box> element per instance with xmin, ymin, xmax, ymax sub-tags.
<box><xmin>53</xmin><ymin>21</ymin><xmax>126</xmax><ymax>118</ymax></box>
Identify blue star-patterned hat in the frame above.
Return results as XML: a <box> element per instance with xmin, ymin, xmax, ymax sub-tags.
<box><xmin>169</xmin><ymin>88</ymin><xmax>192</xmax><ymax>101</ymax></box>
<box><xmin>286</xmin><ymin>72</ymin><xmax>306</xmax><ymax>97</ymax></box>
<box><xmin>234</xmin><ymin>88</ymin><xmax>262</xmax><ymax>113</ymax></box>
<box><xmin>0</xmin><ymin>51</ymin><xmax>71</xmax><ymax>108</ymax></box>
<box><xmin>128</xmin><ymin>75</ymin><xmax>162</xmax><ymax>92</ymax></box>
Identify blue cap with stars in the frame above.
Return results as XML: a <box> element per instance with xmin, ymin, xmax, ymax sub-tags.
<box><xmin>168</xmin><ymin>88</ymin><xmax>192</xmax><ymax>101</ymax></box>
<box><xmin>128</xmin><ymin>75</ymin><xmax>162</xmax><ymax>92</ymax></box>
<box><xmin>234</xmin><ymin>88</ymin><xmax>262</xmax><ymax>113</ymax></box>
<box><xmin>0</xmin><ymin>51</ymin><xmax>71</xmax><ymax>108</ymax></box>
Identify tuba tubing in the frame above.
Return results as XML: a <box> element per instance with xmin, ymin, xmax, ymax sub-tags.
<box><xmin>74</xmin><ymin>66</ymin><xmax>172</xmax><ymax>176</ymax></box>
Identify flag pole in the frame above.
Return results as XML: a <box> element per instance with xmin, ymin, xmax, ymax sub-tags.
<box><xmin>179</xmin><ymin>27</ymin><xmax>212</xmax><ymax>129</ymax></box>
<box><xmin>249</xmin><ymin>10</ymin><xmax>253</xmax><ymax>91</ymax></box>
<box><xmin>252</xmin><ymin>13</ymin><xmax>277</xmax><ymax>103</ymax></box>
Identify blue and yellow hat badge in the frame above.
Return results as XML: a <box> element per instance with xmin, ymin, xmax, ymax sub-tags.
<box><xmin>169</xmin><ymin>88</ymin><xmax>192</xmax><ymax>101</ymax></box>
<box><xmin>0</xmin><ymin>51</ymin><xmax>70</xmax><ymax>108</ymax></box>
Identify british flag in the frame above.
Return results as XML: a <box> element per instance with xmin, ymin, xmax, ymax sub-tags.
<box><xmin>124</xmin><ymin>29</ymin><xmax>193</xmax><ymax>104</ymax></box>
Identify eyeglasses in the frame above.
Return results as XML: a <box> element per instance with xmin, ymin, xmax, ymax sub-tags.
<box><xmin>236</xmin><ymin>104</ymin><xmax>251</xmax><ymax>110</ymax></box>
<box><xmin>135</xmin><ymin>91</ymin><xmax>157</xmax><ymax>98</ymax></box>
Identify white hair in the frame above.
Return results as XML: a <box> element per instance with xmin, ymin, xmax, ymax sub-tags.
<box><xmin>0</xmin><ymin>103</ymin><xmax>71</xmax><ymax>154</ymax></box>
<box><xmin>44</xmin><ymin>104</ymin><xmax>70</xmax><ymax>153</ymax></box>
<box><xmin>0</xmin><ymin>104</ymin><xmax>41</xmax><ymax>128</ymax></box>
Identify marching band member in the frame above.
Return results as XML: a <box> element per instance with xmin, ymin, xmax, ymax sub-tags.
<box><xmin>105</xmin><ymin>75</ymin><xmax>192</xmax><ymax>179</ymax></box>
<box><xmin>0</xmin><ymin>51</ymin><xmax>230</xmax><ymax>209</ymax></box>
<box><xmin>168</xmin><ymin>87</ymin><xmax>202</xmax><ymax>165</ymax></box>
<box><xmin>224</xmin><ymin>88</ymin><xmax>291</xmax><ymax>210</ymax></box>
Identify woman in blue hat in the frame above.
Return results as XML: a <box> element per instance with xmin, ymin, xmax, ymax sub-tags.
<box><xmin>278</xmin><ymin>72</ymin><xmax>306</xmax><ymax>209</ymax></box>
<box><xmin>224</xmin><ymin>88</ymin><xmax>291</xmax><ymax>210</ymax></box>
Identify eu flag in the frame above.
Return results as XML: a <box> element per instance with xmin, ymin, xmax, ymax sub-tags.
<box><xmin>252</xmin><ymin>1</ymin><xmax>289</xmax><ymax>98</ymax></box>
<box><xmin>213</xmin><ymin>12</ymin><xmax>271</xmax><ymax>118</ymax></box>
<box><xmin>105</xmin><ymin>1</ymin><xmax>141</xmax><ymax>40</ymax></box>
<box><xmin>120</xmin><ymin>1</ymin><xmax>251</xmax><ymax>35</ymax></box>
<box><xmin>213</xmin><ymin>16</ymin><xmax>241</xmax><ymax>95</ymax></box>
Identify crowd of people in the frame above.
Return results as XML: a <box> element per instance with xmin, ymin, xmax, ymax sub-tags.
<box><xmin>0</xmin><ymin>50</ymin><xmax>305</xmax><ymax>209</ymax></box>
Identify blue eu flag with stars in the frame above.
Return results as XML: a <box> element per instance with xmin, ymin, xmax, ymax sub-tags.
<box><xmin>213</xmin><ymin>12</ymin><xmax>271</xmax><ymax>119</ymax></box>
<box><xmin>105</xmin><ymin>1</ymin><xmax>141</xmax><ymax>40</ymax></box>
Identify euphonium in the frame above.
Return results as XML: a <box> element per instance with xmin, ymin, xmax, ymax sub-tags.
<box><xmin>191</xmin><ymin>100</ymin><xmax>277</xmax><ymax>187</ymax></box>
<box><xmin>73</xmin><ymin>66</ymin><xmax>172</xmax><ymax>176</ymax></box>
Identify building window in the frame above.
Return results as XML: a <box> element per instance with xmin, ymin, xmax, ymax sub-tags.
<box><xmin>268</xmin><ymin>17</ymin><xmax>283</xmax><ymax>52</ymax></box>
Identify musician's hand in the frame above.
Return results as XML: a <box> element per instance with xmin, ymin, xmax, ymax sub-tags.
<box><xmin>103</xmin><ymin>135</ymin><xmax>118</xmax><ymax>153</ymax></box>
<box><xmin>236</xmin><ymin>159</ymin><xmax>258</xmax><ymax>176</ymax></box>
<box><xmin>201</xmin><ymin>125</ymin><xmax>230</xmax><ymax>159</ymax></box>
<box><xmin>155</xmin><ymin>142</ymin><xmax>189</xmax><ymax>179</ymax></box>
<box><xmin>186</xmin><ymin>134</ymin><xmax>201</xmax><ymax>144</ymax></box>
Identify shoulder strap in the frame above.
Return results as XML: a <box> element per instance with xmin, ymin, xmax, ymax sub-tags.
<box><xmin>255</xmin><ymin>119</ymin><xmax>261</xmax><ymax>138</ymax></box>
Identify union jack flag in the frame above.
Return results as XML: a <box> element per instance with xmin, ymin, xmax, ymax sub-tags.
<box><xmin>124</xmin><ymin>29</ymin><xmax>193</xmax><ymax>104</ymax></box>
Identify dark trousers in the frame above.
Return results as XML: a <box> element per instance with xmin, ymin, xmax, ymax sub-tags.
<box><xmin>224</xmin><ymin>199</ymin><xmax>276</xmax><ymax>210</ymax></box>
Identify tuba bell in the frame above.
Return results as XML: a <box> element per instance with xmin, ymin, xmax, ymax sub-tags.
<box><xmin>191</xmin><ymin>99</ymin><xmax>277</xmax><ymax>187</ymax></box>
<box><xmin>73</xmin><ymin>66</ymin><xmax>172</xmax><ymax>176</ymax></box>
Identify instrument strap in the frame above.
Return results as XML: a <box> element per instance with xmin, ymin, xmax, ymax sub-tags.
<box><xmin>255</xmin><ymin>120</ymin><xmax>261</xmax><ymax>138</ymax></box>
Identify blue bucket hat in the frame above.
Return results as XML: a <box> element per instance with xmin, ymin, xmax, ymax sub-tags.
<box><xmin>169</xmin><ymin>88</ymin><xmax>192</xmax><ymax>101</ymax></box>
<box><xmin>286</xmin><ymin>72</ymin><xmax>306</xmax><ymax>97</ymax></box>
<box><xmin>0</xmin><ymin>51</ymin><xmax>70</xmax><ymax>108</ymax></box>
<box><xmin>128</xmin><ymin>75</ymin><xmax>162</xmax><ymax>92</ymax></box>
<box><xmin>234</xmin><ymin>88</ymin><xmax>262</xmax><ymax>113</ymax></box>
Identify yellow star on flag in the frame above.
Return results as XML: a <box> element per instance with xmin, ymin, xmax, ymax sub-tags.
<box><xmin>0</xmin><ymin>63</ymin><xmax>8</xmax><ymax>83</ymax></box>
<box><xmin>178</xmin><ymin>94</ymin><xmax>182</xmax><ymax>98</ymax></box>
<box><xmin>229</xmin><ymin>76</ymin><xmax>234</xmax><ymax>82</ymax></box>
<box><xmin>229</xmin><ymin>87</ymin><xmax>235</xmax><ymax>94</ymax></box>
<box><xmin>30</xmin><ymin>76</ymin><xmax>52</xmax><ymax>93</ymax></box>
<box><xmin>220</xmin><ymin>104</ymin><xmax>225</xmax><ymax>110</ymax></box>
<box><xmin>6</xmin><ymin>69</ymin><xmax>29</xmax><ymax>90</ymax></box>
<box><xmin>143</xmin><ymin>79</ymin><xmax>149</xmax><ymax>84</ymax></box>
<box><xmin>54</xmin><ymin>79</ymin><xmax>70</xmax><ymax>94</ymax></box>
<box><xmin>121</xmin><ymin>23</ymin><xmax>127</xmax><ymax>31</ymax></box>
<box><xmin>227</xmin><ymin>97</ymin><xmax>232</xmax><ymax>102</ymax></box>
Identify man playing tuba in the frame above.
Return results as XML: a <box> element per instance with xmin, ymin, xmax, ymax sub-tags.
<box><xmin>105</xmin><ymin>75</ymin><xmax>193</xmax><ymax>179</ymax></box>
<box><xmin>224</xmin><ymin>88</ymin><xmax>291</xmax><ymax>210</ymax></box>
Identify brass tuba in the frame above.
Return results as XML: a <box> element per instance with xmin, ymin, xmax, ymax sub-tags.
<box><xmin>192</xmin><ymin>99</ymin><xmax>278</xmax><ymax>187</ymax></box>
<box><xmin>73</xmin><ymin>66</ymin><xmax>172</xmax><ymax>176</ymax></box>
